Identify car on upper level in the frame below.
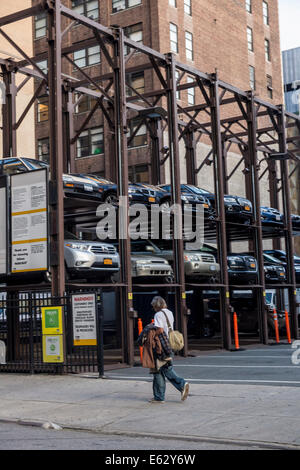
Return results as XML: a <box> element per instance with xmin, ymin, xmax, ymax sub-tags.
<box><xmin>260</xmin><ymin>206</ymin><xmax>284</xmax><ymax>227</ymax></box>
<box><xmin>158</xmin><ymin>184</ymin><xmax>214</xmax><ymax>218</ymax></box>
<box><xmin>0</xmin><ymin>157</ymin><xmax>102</xmax><ymax>201</ymax></box>
<box><xmin>263</xmin><ymin>253</ymin><xmax>287</xmax><ymax>283</ymax></box>
<box><xmin>292</xmin><ymin>214</ymin><xmax>300</xmax><ymax>232</ymax></box>
<box><xmin>162</xmin><ymin>184</ymin><xmax>253</xmax><ymax>224</ymax></box>
<box><xmin>75</xmin><ymin>174</ymin><xmax>170</xmax><ymax>208</ymax></box>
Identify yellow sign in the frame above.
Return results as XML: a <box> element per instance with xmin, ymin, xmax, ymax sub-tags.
<box><xmin>41</xmin><ymin>306</ymin><xmax>63</xmax><ymax>335</ymax></box>
<box><xmin>42</xmin><ymin>335</ymin><xmax>64</xmax><ymax>363</ymax></box>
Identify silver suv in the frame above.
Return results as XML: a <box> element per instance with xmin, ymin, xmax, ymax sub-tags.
<box><xmin>130</xmin><ymin>240</ymin><xmax>220</xmax><ymax>280</ymax></box>
<box><xmin>64</xmin><ymin>232</ymin><xmax>120</xmax><ymax>281</ymax></box>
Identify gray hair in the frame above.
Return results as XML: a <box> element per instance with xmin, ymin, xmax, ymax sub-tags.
<box><xmin>151</xmin><ymin>296</ymin><xmax>167</xmax><ymax>311</ymax></box>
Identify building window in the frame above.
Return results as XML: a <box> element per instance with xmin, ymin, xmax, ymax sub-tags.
<box><xmin>170</xmin><ymin>23</ymin><xmax>178</xmax><ymax>54</ymax></box>
<box><xmin>38</xmin><ymin>138</ymin><xmax>50</xmax><ymax>164</ymax></box>
<box><xmin>247</xmin><ymin>27</ymin><xmax>254</xmax><ymax>52</ymax></box>
<box><xmin>37</xmin><ymin>96</ymin><xmax>49</xmax><ymax>122</ymax></box>
<box><xmin>249</xmin><ymin>65</ymin><xmax>256</xmax><ymax>90</ymax></box>
<box><xmin>184</xmin><ymin>0</ymin><xmax>192</xmax><ymax>15</ymax></box>
<box><xmin>245</xmin><ymin>0</ymin><xmax>252</xmax><ymax>13</ymax></box>
<box><xmin>265</xmin><ymin>38</ymin><xmax>271</xmax><ymax>61</ymax></box>
<box><xmin>267</xmin><ymin>75</ymin><xmax>273</xmax><ymax>99</ymax></box>
<box><xmin>75</xmin><ymin>90</ymin><xmax>98</xmax><ymax>114</ymax></box>
<box><xmin>169</xmin><ymin>0</ymin><xmax>177</xmax><ymax>6</ymax></box>
<box><xmin>124</xmin><ymin>23</ymin><xmax>143</xmax><ymax>55</ymax></box>
<box><xmin>72</xmin><ymin>0</ymin><xmax>99</xmax><ymax>20</ymax></box>
<box><xmin>112</xmin><ymin>0</ymin><xmax>142</xmax><ymax>13</ymax></box>
<box><xmin>126</xmin><ymin>72</ymin><xmax>145</xmax><ymax>97</ymax></box>
<box><xmin>185</xmin><ymin>31</ymin><xmax>193</xmax><ymax>61</ymax></box>
<box><xmin>187</xmin><ymin>76</ymin><xmax>195</xmax><ymax>105</ymax></box>
<box><xmin>128</xmin><ymin>119</ymin><xmax>147</xmax><ymax>148</ymax></box>
<box><xmin>76</xmin><ymin>126</ymin><xmax>104</xmax><ymax>158</ymax></box>
<box><xmin>34</xmin><ymin>13</ymin><xmax>47</xmax><ymax>39</ymax></box>
<box><xmin>263</xmin><ymin>1</ymin><xmax>269</xmax><ymax>25</ymax></box>
<box><xmin>129</xmin><ymin>165</ymin><xmax>149</xmax><ymax>183</ymax></box>
<box><xmin>74</xmin><ymin>45</ymin><xmax>101</xmax><ymax>68</ymax></box>
<box><xmin>36</xmin><ymin>60</ymin><xmax>48</xmax><ymax>75</ymax></box>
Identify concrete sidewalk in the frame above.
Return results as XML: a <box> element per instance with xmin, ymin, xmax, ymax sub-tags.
<box><xmin>0</xmin><ymin>371</ymin><xmax>300</xmax><ymax>449</ymax></box>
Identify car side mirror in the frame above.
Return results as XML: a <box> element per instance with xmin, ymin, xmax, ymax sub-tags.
<box><xmin>146</xmin><ymin>246</ymin><xmax>155</xmax><ymax>253</ymax></box>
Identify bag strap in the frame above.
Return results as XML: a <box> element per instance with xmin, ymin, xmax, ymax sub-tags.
<box><xmin>161</xmin><ymin>309</ymin><xmax>173</xmax><ymax>332</ymax></box>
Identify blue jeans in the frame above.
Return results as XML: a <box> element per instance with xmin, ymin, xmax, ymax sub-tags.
<box><xmin>152</xmin><ymin>362</ymin><xmax>186</xmax><ymax>401</ymax></box>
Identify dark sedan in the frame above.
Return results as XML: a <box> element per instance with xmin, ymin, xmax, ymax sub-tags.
<box><xmin>202</xmin><ymin>245</ymin><xmax>258</xmax><ymax>284</ymax></box>
<box><xmin>167</xmin><ymin>184</ymin><xmax>253</xmax><ymax>224</ymax></box>
<box><xmin>262</xmin><ymin>253</ymin><xmax>286</xmax><ymax>283</ymax></box>
<box><xmin>158</xmin><ymin>184</ymin><xmax>214</xmax><ymax>218</ymax></box>
<box><xmin>76</xmin><ymin>175</ymin><xmax>169</xmax><ymax>207</ymax></box>
<box><xmin>292</xmin><ymin>214</ymin><xmax>300</xmax><ymax>232</ymax></box>
<box><xmin>0</xmin><ymin>157</ymin><xmax>102</xmax><ymax>201</ymax></box>
<box><xmin>264</xmin><ymin>250</ymin><xmax>300</xmax><ymax>283</ymax></box>
<box><xmin>260</xmin><ymin>206</ymin><xmax>284</xmax><ymax>227</ymax></box>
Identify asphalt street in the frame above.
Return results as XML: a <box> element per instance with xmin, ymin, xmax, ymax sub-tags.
<box><xmin>106</xmin><ymin>343</ymin><xmax>300</xmax><ymax>387</ymax></box>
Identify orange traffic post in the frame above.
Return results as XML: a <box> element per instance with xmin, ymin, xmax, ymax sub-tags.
<box><xmin>137</xmin><ymin>318</ymin><xmax>143</xmax><ymax>361</ymax></box>
<box><xmin>273</xmin><ymin>308</ymin><xmax>280</xmax><ymax>344</ymax></box>
<box><xmin>285</xmin><ymin>310</ymin><xmax>292</xmax><ymax>344</ymax></box>
<box><xmin>233</xmin><ymin>312</ymin><xmax>240</xmax><ymax>350</ymax></box>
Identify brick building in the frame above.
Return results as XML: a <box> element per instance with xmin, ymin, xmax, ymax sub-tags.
<box><xmin>32</xmin><ymin>0</ymin><xmax>283</xmax><ymax>187</ymax></box>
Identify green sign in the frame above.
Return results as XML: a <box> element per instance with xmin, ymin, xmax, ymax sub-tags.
<box><xmin>41</xmin><ymin>306</ymin><xmax>63</xmax><ymax>335</ymax></box>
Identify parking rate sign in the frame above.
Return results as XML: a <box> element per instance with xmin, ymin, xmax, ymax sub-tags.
<box><xmin>10</xmin><ymin>169</ymin><xmax>48</xmax><ymax>274</ymax></box>
<box><xmin>72</xmin><ymin>294</ymin><xmax>97</xmax><ymax>346</ymax></box>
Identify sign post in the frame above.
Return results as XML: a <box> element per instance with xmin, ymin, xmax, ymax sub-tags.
<box><xmin>41</xmin><ymin>306</ymin><xmax>64</xmax><ymax>363</ymax></box>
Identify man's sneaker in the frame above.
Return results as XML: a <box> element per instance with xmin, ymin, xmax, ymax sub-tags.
<box><xmin>148</xmin><ymin>398</ymin><xmax>165</xmax><ymax>404</ymax></box>
<box><xmin>181</xmin><ymin>382</ymin><xmax>189</xmax><ymax>401</ymax></box>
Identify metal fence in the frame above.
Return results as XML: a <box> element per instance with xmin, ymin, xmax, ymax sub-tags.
<box><xmin>0</xmin><ymin>289</ymin><xmax>103</xmax><ymax>374</ymax></box>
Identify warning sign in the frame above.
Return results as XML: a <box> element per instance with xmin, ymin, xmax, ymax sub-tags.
<box><xmin>72</xmin><ymin>294</ymin><xmax>97</xmax><ymax>346</ymax></box>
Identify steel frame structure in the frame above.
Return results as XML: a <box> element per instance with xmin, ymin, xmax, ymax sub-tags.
<box><xmin>0</xmin><ymin>0</ymin><xmax>300</xmax><ymax>364</ymax></box>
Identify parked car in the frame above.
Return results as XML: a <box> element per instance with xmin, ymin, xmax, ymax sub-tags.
<box><xmin>262</xmin><ymin>253</ymin><xmax>286</xmax><ymax>283</ymax></box>
<box><xmin>76</xmin><ymin>175</ymin><xmax>170</xmax><ymax>207</ymax></box>
<box><xmin>164</xmin><ymin>184</ymin><xmax>253</xmax><ymax>224</ymax></box>
<box><xmin>130</xmin><ymin>239</ymin><xmax>220</xmax><ymax>281</ymax></box>
<box><xmin>202</xmin><ymin>244</ymin><xmax>258</xmax><ymax>284</ymax></box>
<box><xmin>158</xmin><ymin>184</ymin><xmax>214</xmax><ymax>217</ymax></box>
<box><xmin>264</xmin><ymin>250</ymin><xmax>300</xmax><ymax>282</ymax></box>
<box><xmin>260</xmin><ymin>206</ymin><xmax>284</xmax><ymax>227</ymax></box>
<box><xmin>110</xmin><ymin>242</ymin><xmax>174</xmax><ymax>284</ymax></box>
<box><xmin>0</xmin><ymin>157</ymin><xmax>102</xmax><ymax>201</ymax></box>
<box><xmin>63</xmin><ymin>231</ymin><xmax>120</xmax><ymax>281</ymax></box>
<box><xmin>292</xmin><ymin>214</ymin><xmax>300</xmax><ymax>232</ymax></box>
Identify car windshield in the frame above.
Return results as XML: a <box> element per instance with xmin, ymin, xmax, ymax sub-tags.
<box><xmin>65</xmin><ymin>231</ymin><xmax>79</xmax><ymax>240</ymax></box>
<box><xmin>264</xmin><ymin>254</ymin><xmax>283</xmax><ymax>264</ymax></box>
<box><xmin>183</xmin><ymin>185</ymin><xmax>210</xmax><ymax>195</ymax></box>
<box><xmin>23</xmin><ymin>159</ymin><xmax>49</xmax><ymax>170</ymax></box>
<box><xmin>0</xmin><ymin>158</ymin><xmax>28</xmax><ymax>175</ymax></box>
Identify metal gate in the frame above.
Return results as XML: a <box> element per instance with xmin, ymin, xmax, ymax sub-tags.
<box><xmin>0</xmin><ymin>289</ymin><xmax>103</xmax><ymax>374</ymax></box>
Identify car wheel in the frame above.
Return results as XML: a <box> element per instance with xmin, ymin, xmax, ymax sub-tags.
<box><xmin>160</xmin><ymin>198</ymin><xmax>171</xmax><ymax>211</ymax></box>
<box><xmin>104</xmin><ymin>193</ymin><xmax>118</xmax><ymax>204</ymax></box>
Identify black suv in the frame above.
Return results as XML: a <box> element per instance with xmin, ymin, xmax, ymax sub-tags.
<box><xmin>202</xmin><ymin>245</ymin><xmax>258</xmax><ymax>284</ymax></box>
<box><xmin>168</xmin><ymin>184</ymin><xmax>253</xmax><ymax>224</ymax></box>
<box><xmin>264</xmin><ymin>250</ymin><xmax>300</xmax><ymax>282</ymax></box>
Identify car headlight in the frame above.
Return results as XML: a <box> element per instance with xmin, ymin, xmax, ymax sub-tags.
<box><xmin>224</xmin><ymin>197</ymin><xmax>236</xmax><ymax>203</ymax></box>
<box><xmin>184</xmin><ymin>255</ymin><xmax>200</xmax><ymax>261</ymax></box>
<box><xmin>65</xmin><ymin>243</ymin><xmax>89</xmax><ymax>251</ymax></box>
<box><xmin>238</xmin><ymin>198</ymin><xmax>252</xmax><ymax>209</ymax></box>
<box><xmin>63</xmin><ymin>175</ymin><xmax>74</xmax><ymax>183</ymax></box>
<box><xmin>135</xmin><ymin>260</ymin><xmax>149</xmax><ymax>265</ymax></box>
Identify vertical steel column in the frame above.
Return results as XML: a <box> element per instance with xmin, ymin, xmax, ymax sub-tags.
<box><xmin>246</xmin><ymin>93</ymin><xmax>268</xmax><ymax>344</ymax></box>
<box><xmin>184</xmin><ymin>129</ymin><xmax>197</xmax><ymax>186</ymax></box>
<box><xmin>150</xmin><ymin>118</ymin><xmax>163</xmax><ymax>185</ymax></box>
<box><xmin>1</xmin><ymin>66</ymin><xmax>17</xmax><ymax>157</ymax></box>
<box><xmin>62</xmin><ymin>85</ymin><xmax>76</xmax><ymax>174</ymax></box>
<box><xmin>47</xmin><ymin>0</ymin><xmax>65</xmax><ymax>298</ymax></box>
<box><xmin>209</xmin><ymin>75</ymin><xmax>231</xmax><ymax>350</ymax></box>
<box><xmin>165</xmin><ymin>53</ymin><xmax>188</xmax><ymax>354</ymax></box>
<box><xmin>113</xmin><ymin>28</ymin><xmax>134</xmax><ymax>365</ymax></box>
<box><xmin>268</xmin><ymin>159</ymin><xmax>281</xmax><ymax>250</ymax></box>
<box><xmin>278</xmin><ymin>107</ymin><xmax>298</xmax><ymax>339</ymax></box>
